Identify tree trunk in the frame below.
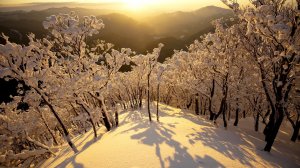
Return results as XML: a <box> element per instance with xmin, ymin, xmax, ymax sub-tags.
<box><xmin>255</xmin><ymin>111</ymin><xmax>259</xmax><ymax>132</ymax></box>
<box><xmin>89</xmin><ymin>93</ymin><xmax>112</xmax><ymax>131</ymax></box>
<box><xmin>209</xmin><ymin>107</ymin><xmax>215</xmax><ymax>120</ymax></box>
<box><xmin>262</xmin><ymin>107</ymin><xmax>271</xmax><ymax>125</ymax></box>
<box><xmin>139</xmin><ymin>88</ymin><xmax>143</xmax><ymax>108</ymax></box>
<box><xmin>156</xmin><ymin>84</ymin><xmax>160</xmax><ymax>122</ymax></box>
<box><xmin>264</xmin><ymin>107</ymin><xmax>284</xmax><ymax>152</ymax></box>
<box><xmin>195</xmin><ymin>94</ymin><xmax>200</xmax><ymax>115</ymax></box>
<box><xmin>233</xmin><ymin>108</ymin><xmax>239</xmax><ymax>126</ymax></box>
<box><xmin>115</xmin><ymin>110</ymin><xmax>119</xmax><ymax>127</ymax></box>
<box><xmin>34</xmin><ymin>88</ymin><xmax>78</xmax><ymax>153</ymax></box>
<box><xmin>187</xmin><ymin>98</ymin><xmax>192</xmax><ymax>109</ymax></box>
<box><xmin>101</xmin><ymin>103</ymin><xmax>112</xmax><ymax>131</ymax></box>
<box><xmin>214</xmin><ymin>98</ymin><xmax>225</xmax><ymax>121</ymax></box>
<box><xmin>147</xmin><ymin>74</ymin><xmax>152</xmax><ymax>122</ymax></box>
<box><xmin>216</xmin><ymin>73</ymin><xmax>229</xmax><ymax>128</ymax></box>
<box><xmin>77</xmin><ymin>101</ymin><xmax>97</xmax><ymax>138</ymax></box>
<box><xmin>209</xmin><ymin>97</ymin><xmax>214</xmax><ymax>120</ymax></box>
<box><xmin>263</xmin><ymin>108</ymin><xmax>275</xmax><ymax>141</ymax></box>
<box><xmin>47</xmin><ymin>103</ymin><xmax>77</xmax><ymax>152</ymax></box>
<box><xmin>39</xmin><ymin>108</ymin><xmax>59</xmax><ymax>146</ymax></box>
<box><xmin>199</xmin><ymin>97</ymin><xmax>203</xmax><ymax>115</ymax></box>
<box><xmin>209</xmin><ymin>79</ymin><xmax>215</xmax><ymax>120</ymax></box>
<box><xmin>222</xmin><ymin>103</ymin><xmax>227</xmax><ymax>128</ymax></box>
<box><xmin>286</xmin><ymin>113</ymin><xmax>300</xmax><ymax>142</ymax></box>
<box><xmin>291</xmin><ymin>122</ymin><xmax>300</xmax><ymax>142</ymax></box>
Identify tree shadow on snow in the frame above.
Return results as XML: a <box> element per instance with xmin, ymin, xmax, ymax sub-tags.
<box><xmin>116</xmin><ymin>108</ymin><xmax>180</xmax><ymax>135</ymax></box>
<box><xmin>119</xmin><ymin>109</ymin><xmax>144</xmax><ymax>126</ymax></box>
<box><xmin>228</xmin><ymin>125</ymin><xmax>300</xmax><ymax>167</ymax></box>
<box><xmin>120</xmin><ymin>105</ymin><xmax>299</xmax><ymax>168</ymax></box>
<box><xmin>43</xmin><ymin>127</ymin><xmax>105</xmax><ymax>168</ymax></box>
<box><xmin>129</xmin><ymin>122</ymin><xmax>225</xmax><ymax>168</ymax></box>
<box><xmin>158</xmin><ymin>105</ymin><xmax>213</xmax><ymax>127</ymax></box>
<box><xmin>119</xmin><ymin>104</ymin><xmax>212</xmax><ymax>128</ymax></box>
<box><xmin>187</xmin><ymin>127</ymin><xmax>262</xmax><ymax>167</ymax></box>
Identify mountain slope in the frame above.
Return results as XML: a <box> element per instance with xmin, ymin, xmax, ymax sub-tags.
<box><xmin>0</xmin><ymin>9</ymin><xmax>153</xmax><ymax>52</ymax></box>
<box><xmin>146</xmin><ymin>6</ymin><xmax>233</xmax><ymax>38</ymax></box>
<box><xmin>41</xmin><ymin>104</ymin><xmax>300</xmax><ymax>168</ymax></box>
<box><xmin>0</xmin><ymin>6</ymin><xmax>234</xmax><ymax>62</ymax></box>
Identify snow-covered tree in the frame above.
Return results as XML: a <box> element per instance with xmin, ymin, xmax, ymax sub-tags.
<box><xmin>131</xmin><ymin>44</ymin><xmax>163</xmax><ymax>122</ymax></box>
<box><xmin>222</xmin><ymin>0</ymin><xmax>300</xmax><ymax>151</ymax></box>
<box><xmin>0</xmin><ymin>12</ymin><xmax>132</xmax><ymax>166</ymax></box>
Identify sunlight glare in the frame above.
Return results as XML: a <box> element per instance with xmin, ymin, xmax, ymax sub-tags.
<box><xmin>123</xmin><ymin>0</ymin><xmax>150</xmax><ymax>10</ymax></box>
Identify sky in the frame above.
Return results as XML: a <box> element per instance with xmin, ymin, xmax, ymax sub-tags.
<box><xmin>0</xmin><ymin>0</ymin><xmax>296</xmax><ymax>18</ymax></box>
<box><xmin>0</xmin><ymin>0</ymin><xmax>251</xmax><ymax>18</ymax></box>
<box><xmin>0</xmin><ymin>0</ymin><xmax>232</xmax><ymax>5</ymax></box>
<box><xmin>0</xmin><ymin>0</ymin><xmax>249</xmax><ymax>10</ymax></box>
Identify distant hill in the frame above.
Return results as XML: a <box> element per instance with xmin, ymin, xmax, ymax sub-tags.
<box><xmin>0</xmin><ymin>6</ymin><xmax>234</xmax><ymax>62</ymax></box>
<box><xmin>91</xmin><ymin>13</ymin><xmax>153</xmax><ymax>53</ymax></box>
<box><xmin>145</xmin><ymin>6</ymin><xmax>233</xmax><ymax>39</ymax></box>
<box><xmin>0</xmin><ymin>8</ymin><xmax>153</xmax><ymax>51</ymax></box>
<box><xmin>0</xmin><ymin>2</ymin><xmax>121</xmax><ymax>13</ymax></box>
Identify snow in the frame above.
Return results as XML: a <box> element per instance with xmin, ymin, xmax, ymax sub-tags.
<box><xmin>40</xmin><ymin>103</ymin><xmax>300</xmax><ymax>168</ymax></box>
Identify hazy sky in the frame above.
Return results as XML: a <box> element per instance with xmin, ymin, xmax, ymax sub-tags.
<box><xmin>0</xmin><ymin>0</ymin><xmax>296</xmax><ymax>16</ymax></box>
<box><xmin>0</xmin><ymin>0</ymin><xmax>249</xmax><ymax>9</ymax></box>
<box><xmin>1</xmin><ymin>0</ymin><xmax>233</xmax><ymax>5</ymax></box>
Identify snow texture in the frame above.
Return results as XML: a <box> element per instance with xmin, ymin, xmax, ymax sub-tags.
<box><xmin>41</xmin><ymin>103</ymin><xmax>300</xmax><ymax>168</ymax></box>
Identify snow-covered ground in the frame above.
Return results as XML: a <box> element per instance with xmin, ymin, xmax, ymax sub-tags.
<box><xmin>41</xmin><ymin>103</ymin><xmax>300</xmax><ymax>168</ymax></box>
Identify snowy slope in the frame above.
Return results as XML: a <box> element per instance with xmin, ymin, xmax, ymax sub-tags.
<box><xmin>41</xmin><ymin>103</ymin><xmax>300</xmax><ymax>168</ymax></box>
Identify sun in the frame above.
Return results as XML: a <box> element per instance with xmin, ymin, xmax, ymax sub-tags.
<box><xmin>123</xmin><ymin>0</ymin><xmax>148</xmax><ymax>10</ymax></box>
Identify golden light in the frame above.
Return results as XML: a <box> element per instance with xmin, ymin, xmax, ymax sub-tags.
<box><xmin>122</xmin><ymin>0</ymin><xmax>150</xmax><ymax>10</ymax></box>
